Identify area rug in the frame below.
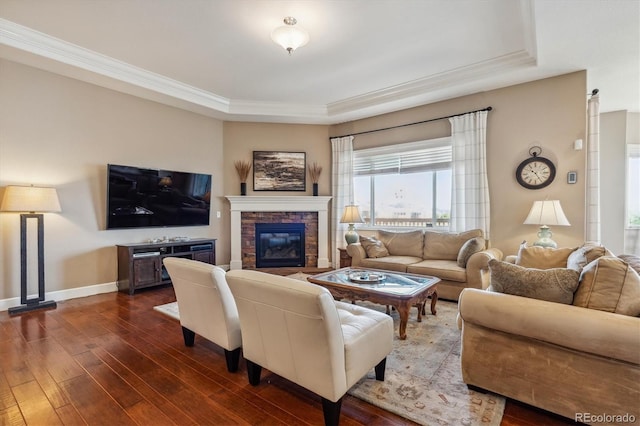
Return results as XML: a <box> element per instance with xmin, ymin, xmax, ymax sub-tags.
<box><xmin>153</xmin><ymin>301</ymin><xmax>180</xmax><ymax>320</ymax></box>
<box><xmin>153</xmin><ymin>273</ymin><xmax>505</xmax><ymax>425</ymax></box>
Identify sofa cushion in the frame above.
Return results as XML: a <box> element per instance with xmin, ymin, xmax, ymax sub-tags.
<box><xmin>359</xmin><ymin>235</ymin><xmax>389</xmax><ymax>258</ymax></box>
<box><xmin>423</xmin><ymin>229</ymin><xmax>483</xmax><ymax>260</ymax></box>
<box><xmin>488</xmin><ymin>259</ymin><xmax>580</xmax><ymax>304</ymax></box>
<box><xmin>516</xmin><ymin>243</ymin><xmax>576</xmax><ymax>269</ymax></box>
<box><xmin>378</xmin><ymin>230</ymin><xmax>424</xmax><ymax>258</ymax></box>
<box><xmin>457</xmin><ymin>237</ymin><xmax>486</xmax><ymax>267</ymax></box>
<box><xmin>407</xmin><ymin>260</ymin><xmax>466</xmax><ymax>283</ymax></box>
<box><xmin>358</xmin><ymin>256</ymin><xmax>423</xmax><ymax>273</ymax></box>
<box><xmin>573</xmin><ymin>256</ymin><xmax>640</xmax><ymax>317</ymax></box>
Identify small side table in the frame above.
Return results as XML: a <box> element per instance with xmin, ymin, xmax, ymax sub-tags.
<box><xmin>338</xmin><ymin>248</ymin><xmax>352</xmax><ymax>268</ymax></box>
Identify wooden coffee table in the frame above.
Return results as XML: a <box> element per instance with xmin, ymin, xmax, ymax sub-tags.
<box><xmin>308</xmin><ymin>267</ymin><xmax>439</xmax><ymax>340</ymax></box>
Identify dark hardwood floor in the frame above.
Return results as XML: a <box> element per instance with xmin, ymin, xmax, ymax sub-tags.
<box><xmin>0</xmin><ymin>285</ymin><xmax>578</xmax><ymax>425</ymax></box>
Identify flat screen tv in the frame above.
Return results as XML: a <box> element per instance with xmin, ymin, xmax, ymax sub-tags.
<box><xmin>107</xmin><ymin>164</ymin><xmax>212</xmax><ymax>229</ymax></box>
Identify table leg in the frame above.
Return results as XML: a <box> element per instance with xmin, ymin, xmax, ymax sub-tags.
<box><xmin>430</xmin><ymin>290</ymin><xmax>438</xmax><ymax>315</ymax></box>
<box><xmin>396</xmin><ymin>303</ymin><xmax>410</xmax><ymax>340</ymax></box>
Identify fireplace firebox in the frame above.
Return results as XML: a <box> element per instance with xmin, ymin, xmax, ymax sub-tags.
<box><xmin>255</xmin><ymin>223</ymin><xmax>305</xmax><ymax>268</ymax></box>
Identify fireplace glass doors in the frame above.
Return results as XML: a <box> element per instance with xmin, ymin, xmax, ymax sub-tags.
<box><xmin>255</xmin><ymin>223</ymin><xmax>305</xmax><ymax>268</ymax></box>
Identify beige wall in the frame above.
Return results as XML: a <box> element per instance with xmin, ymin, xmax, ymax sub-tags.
<box><xmin>330</xmin><ymin>72</ymin><xmax>588</xmax><ymax>254</ymax></box>
<box><xmin>0</xmin><ymin>59</ymin><xmax>224</xmax><ymax>300</ymax></box>
<box><xmin>0</xmin><ymin>58</ymin><xmax>590</xmax><ymax>304</ymax></box>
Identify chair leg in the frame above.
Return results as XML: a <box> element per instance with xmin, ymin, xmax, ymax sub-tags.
<box><xmin>224</xmin><ymin>348</ymin><xmax>241</xmax><ymax>373</ymax></box>
<box><xmin>374</xmin><ymin>357</ymin><xmax>387</xmax><ymax>381</ymax></box>
<box><xmin>182</xmin><ymin>327</ymin><xmax>195</xmax><ymax>347</ymax></box>
<box><xmin>321</xmin><ymin>397</ymin><xmax>343</xmax><ymax>426</ymax></box>
<box><xmin>246</xmin><ymin>359</ymin><xmax>262</xmax><ymax>386</ymax></box>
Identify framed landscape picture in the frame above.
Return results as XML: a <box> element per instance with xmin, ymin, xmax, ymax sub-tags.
<box><xmin>253</xmin><ymin>151</ymin><xmax>306</xmax><ymax>191</ymax></box>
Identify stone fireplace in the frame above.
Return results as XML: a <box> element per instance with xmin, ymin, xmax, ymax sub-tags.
<box><xmin>226</xmin><ymin>196</ymin><xmax>332</xmax><ymax>270</ymax></box>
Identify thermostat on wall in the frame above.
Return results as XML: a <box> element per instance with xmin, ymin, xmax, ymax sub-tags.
<box><xmin>567</xmin><ymin>171</ymin><xmax>577</xmax><ymax>184</ymax></box>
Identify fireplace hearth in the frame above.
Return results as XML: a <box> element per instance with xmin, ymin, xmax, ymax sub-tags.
<box><xmin>255</xmin><ymin>223</ymin><xmax>305</xmax><ymax>268</ymax></box>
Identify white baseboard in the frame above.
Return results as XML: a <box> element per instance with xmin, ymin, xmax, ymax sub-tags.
<box><xmin>0</xmin><ymin>282</ymin><xmax>118</xmax><ymax>312</ymax></box>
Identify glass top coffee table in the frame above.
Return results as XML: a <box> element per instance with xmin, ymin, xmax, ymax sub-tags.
<box><xmin>308</xmin><ymin>267</ymin><xmax>439</xmax><ymax>340</ymax></box>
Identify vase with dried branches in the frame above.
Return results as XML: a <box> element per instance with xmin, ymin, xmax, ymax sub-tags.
<box><xmin>234</xmin><ymin>160</ymin><xmax>252</xmax><ymax>195</ymax></box>
<box><xmin>308</xmin><ymin>162</ymin><xmax>322</xmax><ymax>196</ymax></box>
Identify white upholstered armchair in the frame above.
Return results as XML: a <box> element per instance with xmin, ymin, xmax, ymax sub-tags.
<box><xmin>226</xmin><ymin>270</ymin><xmax>393</xmax><ymax>426</ymax></box>
<box><xmin>162</xmin><ymin>258</ymin><xmax>242</xmax><ymax>372</ymax></box>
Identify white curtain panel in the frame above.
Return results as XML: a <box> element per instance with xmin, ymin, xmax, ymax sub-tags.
<box><xmin>449</xmin><ymin>111</ymin><xmax>491</xmax><ymax>241</ymax></box>
<box><xmin>331</xmin><ymin>136</ymin><xmax>354</xmax><ymax>268</ymax></box>
<box><xmin>586</xmin><ymin>94</ymin><xmax>601</xmax><ymax>243</ymax></box>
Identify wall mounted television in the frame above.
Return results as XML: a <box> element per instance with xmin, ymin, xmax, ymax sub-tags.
<box><xmin>106</xmin><ymin>164</ymin><xmax>212</xmax><ymax>229</ymax></box>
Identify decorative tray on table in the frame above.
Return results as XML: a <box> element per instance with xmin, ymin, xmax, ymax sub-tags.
<box><xmin>348</xmin><ymin>271</ymin><xmax>386</xmax><ymax>283</ymax></box>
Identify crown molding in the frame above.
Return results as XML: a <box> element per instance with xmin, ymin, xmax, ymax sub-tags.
<box><xmin>0</xmin><ymin>18</ymin><xmax>231</xmax><ymax>113</ymax></box>
<box><xmin>327</xmin><ymin>50</ymin><xmax>536</xmax><ymax>117</ymax></box>
<box><xmin>0</xmin><ymin>3</ymin><xmax>539</xmax><ymax>124</ymax></box>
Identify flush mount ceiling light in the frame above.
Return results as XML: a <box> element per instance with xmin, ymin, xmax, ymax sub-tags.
<box><xmin>271</xmin><ymin>16</ymin><xmax>309</xmax><ymax>55</ymax></box>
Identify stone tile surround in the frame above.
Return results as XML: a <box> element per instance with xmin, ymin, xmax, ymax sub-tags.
<box><xmin>241</xmin><ymin>211</ymin><xmax>318</xmax><ymax>269</ymax></box>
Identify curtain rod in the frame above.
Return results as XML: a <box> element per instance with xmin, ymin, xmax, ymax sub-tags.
<box><xmin>330</xmin><ymin>106</ymin><xmax>493</xmax><ymax>140</ymax></box>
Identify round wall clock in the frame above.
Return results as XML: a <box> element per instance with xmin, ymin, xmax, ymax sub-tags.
<box><xmin>516</xmin><ymin>146</ymin><xmax>556</xmax><ymax>189</ymax></box>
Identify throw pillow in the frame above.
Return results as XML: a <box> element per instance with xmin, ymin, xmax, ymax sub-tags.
<box><xmin>359</xmin><ymin>235</ymin><xmax>389</xmax><ymax>258</ymax></box>
<box><xmin>573</xmin><ymin>256</ymin><xmax>640</xmax><ymax>317</ymax></box>
<box><xmin>515</xmin><ymin>242</ymin><xmax>576</xmax><ymax>269</ymax></box>
<box><xmin>457</xmin><ymin>237</ymin><xmax>486</xmax><ymax>267</ymax></box>
<box><xmin>488</xmin><ymin>259</ymin><xmax>580</xmax><ymax>304</ymax></box>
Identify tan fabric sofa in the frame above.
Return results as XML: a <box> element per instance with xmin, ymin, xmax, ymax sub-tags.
<box><xmin>346</xmin><ymin>229</ymin><xmax>503</xmax><ymax>300</ymax></box>
<box><xmin>458</xmin><ymin>248</ymin><xmax>640</xmax><ymax>424</ymax></box>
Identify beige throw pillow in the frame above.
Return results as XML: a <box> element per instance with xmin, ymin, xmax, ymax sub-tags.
<box><xmin>457</xmin><ymin>237</ymin><xmax>486</xmax><ymax>267</ymax></box>
<box><xmin>359</xmin><ymin>235</ymin><xmax>389</xmax><ymax>258</ymax></box>
<box><xmin>516</xmin><ymin>243</ymin><xmax>576</xmax><ymax>269</ymax></box>
<box><xmin>573</xmin><ymin>256</ymin><xmax>640</xmax><ymax>317</ymax></box>
<box><xmin>488</xmin><ymin>259</ymin><xmax>580</xmax><ymax>304</ymax></box>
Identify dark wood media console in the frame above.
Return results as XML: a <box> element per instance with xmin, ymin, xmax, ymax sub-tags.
<box><xmin>116</xmin><ymin>238</ymin><xmax>216</xmax><ymax>295</ymax></box>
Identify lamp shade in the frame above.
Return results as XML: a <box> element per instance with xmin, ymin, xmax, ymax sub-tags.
<box><xmin>271</xmin><ymin>17</ymin><xmax>309</xmax><ymax>53</ymax></box>
<box><xmin>1</xmin><ymin>185</ymin><xmax>61</xmax><ymax>213</ymax></box>
<box><xmin>340</xmin><ymin>205</ymin><xmax>364</xmax><ymax>224</ymax></box>
<box><xmin>523</xmin><ymin>200</ymin><xmax>569</xmax><ymax>226</ymax></box>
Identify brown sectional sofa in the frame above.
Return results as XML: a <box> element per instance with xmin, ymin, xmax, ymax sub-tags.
<box><xmin>346</xmin><ymin>229</ymin><xmax>503</xmax><ymax>300</ymax></box>
<box><xmin>458</xmin><ymin>246</ymin><xmax>640</xmax><ymax>424</ymax></box>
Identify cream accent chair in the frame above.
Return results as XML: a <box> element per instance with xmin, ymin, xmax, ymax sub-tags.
<box><xmin>226</xmin><ymin>270</ymin><xmax>393</xmax><ymax>426</ymax></box>
<box><xmin>162</xmin><ymin>258</ymin><xmax>242</xmax><ymax>372</ymax></box>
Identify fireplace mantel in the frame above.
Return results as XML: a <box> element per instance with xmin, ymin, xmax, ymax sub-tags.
<box><xmin>226</xmin><ymin>196</ymin><xmax>332</xmax><ymax>270</ymax></box>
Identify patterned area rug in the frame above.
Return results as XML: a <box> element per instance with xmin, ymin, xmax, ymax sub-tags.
<box><xmin>346</xmin><ymin>299</ymin><xmax>504</xmax><ymax>426</ymax></box>
<box><xmin>153</xmin><ymin>273</ymin><xmax>505</xmax><ymax>425</ymax></box>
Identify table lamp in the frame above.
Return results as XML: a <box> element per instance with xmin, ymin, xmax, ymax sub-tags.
<box><xmin>523</xmin><ymin>200</ymin><xmax>570</xmax><ymax>248</ymax></box>
<box><xmin>1</xmin><ymin>185</ymin><xmax>62</xmax><ymax>314</ymax></box>
<box><xmin>340</xmin><ymin>205</ymin><xmax>364</xmax><ymax>244</ymax></box>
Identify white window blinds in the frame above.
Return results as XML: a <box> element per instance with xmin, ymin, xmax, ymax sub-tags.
<box><xmin>353</xmin><ymin>137</ymin><xmax>451</xmax><ymax>176</ymax></box>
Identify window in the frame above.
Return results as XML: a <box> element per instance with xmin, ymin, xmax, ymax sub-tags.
<box><xmin>353</xmin><ymin>138</ymin><xmax>452</xmax><ymax>229</ymax></box>
<box><xmin>627</xmin><ymin>143</ymin><xmax>640</xmax><ymax>227</ymax></box>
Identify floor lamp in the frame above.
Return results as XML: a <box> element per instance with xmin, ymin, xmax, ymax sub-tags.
<box><xmin>1</xmin><ymin>185</ymin><xmax>61</xmax><ymax>315</ymax></box>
